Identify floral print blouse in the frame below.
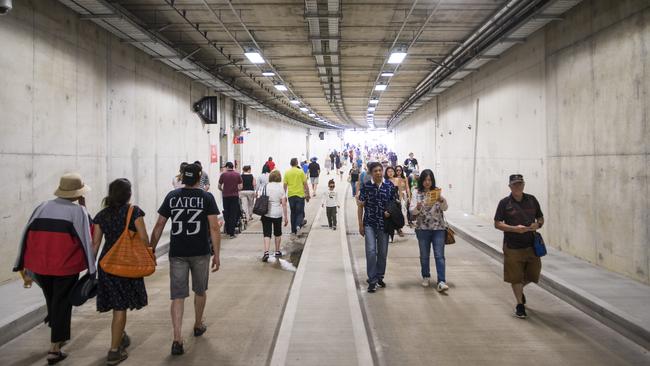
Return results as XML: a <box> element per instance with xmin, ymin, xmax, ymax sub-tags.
<box><xmin>409</xmin><ymin>188</ymin><xmax>448</xmax><ymax>231</ymax></box>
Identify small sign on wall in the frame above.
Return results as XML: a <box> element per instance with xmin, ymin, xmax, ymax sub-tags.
<box><xmin>233</xmin><ymin>136</ymin><xmax>244</xmax><ymax>144</ymax></box>
<box><xmin>210</xmin><ymin>144</ymin><xmax>218</xmax><ymax>163</ymax></box>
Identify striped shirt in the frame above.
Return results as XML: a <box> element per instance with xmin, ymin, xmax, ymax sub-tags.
<box><xmin>14</xmin><ymin>198</ymin><xmax>95</xmax><ymax>276</ymax></box>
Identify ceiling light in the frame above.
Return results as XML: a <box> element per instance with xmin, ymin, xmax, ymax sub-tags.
<box><xmin>274</xmin><ymin>84</ymin><xmax>288</xmax><ymax>91</ymax></box>
<box><xmin>308</xmin><ymin>113</ymin><xmax>316</xmax><ymax>117</ymax></box>
<box><xmin>381</xmin><ymin>72</ymin><xmax>395</xmax><ymax>77</ymax></box>
<box><xmin>388</xmin><ymin>46</ymin><xmax>407</xmax><ymax>64</ymax></box>
<box><xmin>244</xmin><ymin>48</ymin><xmax>265</xmax><ymax>64</ymax></box>
<box><xmin>368</xmin><ymin>107</ymin><xmax>376</xmax><ymax>112</ymax></box>
<box><xmin>290</xmin><ymin>99</ymin><xmax>300</xmax><ymax>105</ymax></box>
<box><xmin>374</xmin><ymin>84</ymin><xmax>387</xmax><ymax>91</ymax></box>
<box><xmin>262</xmin><ymin>71</ymin><xmax>275</xmax><ymax>77</ymax></box>
<box><xmin>300</xmin><ymin>107</ymin><xmax>309</xmax><ymax>112</ymax></box>
<box><xmin>369</xmin><ymin>99</ymin><xmax>379</xmax><ymax>105</ymax></box>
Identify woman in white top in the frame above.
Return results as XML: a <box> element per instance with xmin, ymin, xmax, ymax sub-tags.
<box><xmin>261</xmin><ymin>170</ymin><xmax>288</xmax><ymax>262</ymax></box>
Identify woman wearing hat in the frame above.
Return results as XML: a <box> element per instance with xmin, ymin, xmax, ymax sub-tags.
<box><xmin>13</xmin><ymin>173</ymin><xmax>95</xmax><ymax>365</ymax></box>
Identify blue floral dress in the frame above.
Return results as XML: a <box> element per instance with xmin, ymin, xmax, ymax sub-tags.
<box><xmin>93</xmin><ymin>205</ymin><xmax>148</xmax><ymax>312</ymax></box>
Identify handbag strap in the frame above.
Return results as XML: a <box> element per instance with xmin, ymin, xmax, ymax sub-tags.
<box><xmin>122</xmin><ymin>205</ymin><xmax>135</xmax><ymax>236</ymax></box>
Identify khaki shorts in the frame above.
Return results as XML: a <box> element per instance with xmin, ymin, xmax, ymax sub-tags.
<box><xmin>169</xmin><ymin>255</ymin><xmax>210</xmax><ymax>299</ymax></box>
<box><xmin>503</xmin><ymin>245</ymin><xmax>541</xmax><ymax>284</ymax></box>
<box><xmin>309</xmin><ymin>177</ymin><xmax>319</xmax><ymax>185</ymax></box>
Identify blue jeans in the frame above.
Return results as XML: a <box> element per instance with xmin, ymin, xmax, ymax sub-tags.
<box><xmin>288</xmin><ymin>196</ymin><xmax>305</xmax><ymax>234</ymax></box>
<box><xmin>415</xmin><ymin>229</ymin><xmax>446</xmax><ymax>283</ymax></box>
<box><xmin>364</xmin><ymin>226</ymin><xmax>389</xmax><ymax>285</ymax></box>
<box><xmin>351</xmin><ymin>182</ymin><xmax>357</xmax><ymax>197</ymax></box>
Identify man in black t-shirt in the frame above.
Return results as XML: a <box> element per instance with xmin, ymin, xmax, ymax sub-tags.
<box><xmin>307</xmin><ymin>158</ymin><xmax>320</xmax><ymax>197</ymax></box>
<box><xmin>494</xmin><ymin>174</ymin><xmax>544</xmax><ymax>319</ymax></box>
<box><xmin>150</xmin><ymin>163</ymin><xmax>221</xmax><ymax>356</ymax></box>
<box><xmin>403</xmin><ymin>152</ymin><xmax>419</xmax><ymax>177</ymax></box>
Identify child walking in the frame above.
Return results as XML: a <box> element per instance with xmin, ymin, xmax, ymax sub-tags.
<box><xmin>323</xmin><ymin>179</ymin><xmax>339</xmax><ymax>230</ymax></box>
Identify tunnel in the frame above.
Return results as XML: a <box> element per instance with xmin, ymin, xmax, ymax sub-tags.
<box><xmin>0</xmin><ymin>0</ymin><xmax>649</xmax><ymax>365</ymax></box>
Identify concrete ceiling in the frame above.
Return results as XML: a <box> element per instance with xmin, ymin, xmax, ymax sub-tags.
<box><xmin>114</xmin><ymin>0</ymin><xmax>508</xmax><ymax>128</ymax></box>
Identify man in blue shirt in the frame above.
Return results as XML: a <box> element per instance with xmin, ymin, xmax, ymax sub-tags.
<box><xmin>357</xmin><ymin>162</ymin><xmax>396</xmax><ymax>293</ymax></box>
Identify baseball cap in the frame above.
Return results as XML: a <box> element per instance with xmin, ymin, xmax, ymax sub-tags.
<box><xmin>182</xmin><ymin>163</ymin><xmax>202</xmax><ymax>185</ymax></box>
<box><xmin>509</xmin><ymin>174</ymin><xmax>525</xmax><ymax>184</ymax></box>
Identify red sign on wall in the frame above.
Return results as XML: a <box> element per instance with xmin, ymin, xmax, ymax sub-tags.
<box><xmin>233</xmin><ymin>136</ymin><xmax>244</xmax><ymax>144</ymax></box>
<box><xmin>210</xmin><ymin>144</ymin><xmax>218</xmax><ymax>163</ymax></box>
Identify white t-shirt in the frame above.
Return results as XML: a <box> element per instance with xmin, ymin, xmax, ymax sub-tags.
<box><xmin>262</xmin><ymin>182</ymin><xmax>285</xmax><ymax>218</ymax></box>
<box><xmin>325</xmin><ymin>190</ymin><xmax>338</xmax><ymax>207</ymax></box>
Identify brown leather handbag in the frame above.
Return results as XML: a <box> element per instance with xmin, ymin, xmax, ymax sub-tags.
<box><xmin>443</xmin><ymin>213</ymin><xmax>456</xmax><ymax>245</ymax></box>
<box><xmin>100</xmin><ymin>205</ymin><xmax>156</xmax><ymax>278</ymax></box>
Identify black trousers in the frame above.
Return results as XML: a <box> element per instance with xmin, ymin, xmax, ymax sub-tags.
<box><xmin>326</xmin><ymin>206</ymin><xmax>337</xmax><ymax>227</ymax></box>
<box><xmin>261</xmin><ymin>216</ymin><xmax>282</xmax><ymax>238</ymax></box>
<box><xmin>223</xmin><ymin>196</ymin><xmax>241</xmax><ymax>236</ymax></box>
<box><xmin>33</xmin><ymin>273</ymin><xmax>79</xmax><ymax>343</ymax></box>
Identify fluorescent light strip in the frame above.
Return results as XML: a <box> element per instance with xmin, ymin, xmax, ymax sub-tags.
<box><xmin>274</xmin><ymin>84</ymin><xmax>288</xmax><ymax>91</ymax></box>
<box><xmin>369</xmin><ymin>99</ymin><xmax>379</xmax><ymax>105</ymax></box>
<box><xmin>262</xmin><ymin>71</ymin><xmax>275</xmax><ymax>77</ymax></box>
<box><xmin>387</xmin><ymin>51</ymin><xmax>407</xmax><ymax>64</ymax></box>
<box><xmin>374</xmin><ymin>84</ymin><xmax>387</xmax><ymax>91</ymax></box>
<box><xmin>381</xmin><ymin>72</ymin><xmax>394</xmax><ymax>77</ymax></box>
<box><xmin>290</xmin><ymin>99</ymin><xmax>301</xmax><ymax>105</ymax></box>
<box><xmin>244</xmin><ymin>52</ymin><xmax>265</xmax><ymax>64</ymax></box>
<box><xmin>299</xmin><ymin>107</ymin><xmax>309</xmax><ymax>112</ymax></box>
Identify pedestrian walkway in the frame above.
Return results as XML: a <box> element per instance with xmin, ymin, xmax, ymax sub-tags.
<box><xmin>444</xmin><ymin>211</ymin><xmax>650</xmax><ymax>350</ymax></box>
<box><xmin>0</xmin><ymin>194</ymin><xmax>324</xmax><ymax>365</ymax></box>
<box><xmin>343</xmin><ymin>193</ymin><xmax>650</xmax><ymax>366</ymax></box>
<box><xmin>271</xmin><ymin>178</ymin><xmax>372</xmax><ymax>366</ymax></box>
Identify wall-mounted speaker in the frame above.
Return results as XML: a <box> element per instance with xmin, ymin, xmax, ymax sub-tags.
<box><xmin>318</xmin><ymin>131</ymin><xmax>325</xmax><ymax>140</ymax></box>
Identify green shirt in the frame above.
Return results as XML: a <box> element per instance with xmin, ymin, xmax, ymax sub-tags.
<box><xmin>284</xmin><ymin>167</ymin><xmax>307</xmax><ymax>198</ymax></box>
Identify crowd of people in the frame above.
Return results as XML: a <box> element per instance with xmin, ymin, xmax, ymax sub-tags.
<box><xmin>12</xmin><ymin>143</ymin><xmax>545</xmax><ymax>365</ymax></box>
<box><xmin>354</xmin><ymin>147</ymin><xmax>544</xmax><ymax>324</ymax></box>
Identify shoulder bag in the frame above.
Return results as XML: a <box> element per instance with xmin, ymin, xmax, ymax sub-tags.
<box><xmin>253</xmin><ymin>184</ymin><xmax>269</xmax><ymax>216</ymax></box>
<box><xmin>509</xmin><ymin>198</ymin><xmax>546</xmax><ymax>257</ymax></box>
<box><xmin>100</xmin><ymin>205</ymin><xmax>156</xmax><ymax>278</ymax></box>
<box><xmin>441</xmin><ymin>212</ymin><xmax>456</xmax><ymax>245</ymax></box>
<box><xmin>69</xmin><ymin>271</ymin><xmax>98</xmax><ymax>306</ymax></box>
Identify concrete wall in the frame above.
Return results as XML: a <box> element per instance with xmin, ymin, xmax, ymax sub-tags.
<box><xmin>0</xmin><ymin>0</ymin><xmax>330</xmax><ymax>283</ymax></box>
<box><xmin>393</xmin><ymin>0</ymin><xmax>650</xmax><ymax>283</ymax></box>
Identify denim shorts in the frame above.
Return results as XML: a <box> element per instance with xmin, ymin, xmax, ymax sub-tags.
<box><xmin>169</xmin><ymin>255</ymin><xmax>210</xmax><ymax>299</ymax></box>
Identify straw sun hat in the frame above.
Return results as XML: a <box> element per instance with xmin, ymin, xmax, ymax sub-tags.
<box><xmin>54</xmin><ymin>173</ymin><xmax>91</xmax><ymax>199</ymax></box>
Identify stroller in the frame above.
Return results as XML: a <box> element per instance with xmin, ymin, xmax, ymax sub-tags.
<box><xmin>235</xmin><ymin>196</ymin><xmax>248</xmax><ymax>234</ymax></box>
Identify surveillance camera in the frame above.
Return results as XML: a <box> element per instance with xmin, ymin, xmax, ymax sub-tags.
<box><xmin>0</xmin><ymin>0</ymin><xmax>12</xmax><ymax>15</ymax></box>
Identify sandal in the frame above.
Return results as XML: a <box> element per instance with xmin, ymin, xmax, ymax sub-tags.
<box><xmin>47</xmin><ymin>351</ymin><xmax>68</xmax><ymax>365</ymax></box>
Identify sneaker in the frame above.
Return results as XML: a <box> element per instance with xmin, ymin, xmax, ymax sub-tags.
<box><xmin>437</xmin><ymin>281</ymin><xmax>449</xmax><ymax>292</ymax></box>
<box><xmin>229</xmin><ymin>235</ymin><xmax>236</xmax><ymax>239</ymax></box>
<box><xmin>171</xmin><ymin>341</ymin><xmax>184</xmax><ymax>355</ymax></box>
<box><xmin>106</xmin><ymin>348</ymin><xmax>128</xmax><ymax>366</ymax></box>
<box><xmin>120</xmin><ymin>332</ymin><xmax>130</xmax><ymax>349</ymax></box>
<box><xmin>521</xmin><ymin>293</ymin><xmax>526</xmax><ymax>305</ymax></box>
<box><xmin>377</xmin><ymin>279</ymin><xmax>386</xmax><ymax>288</ymax></box>
<box><xmin>421</xmin><ymin>278</ymin><xmax>430</xmax><ymax>287</ymax></box>
<box><xmin>193</xmin><ymin>323</ymin><xmax>207</xmax><ymax>337</ymax></box>
<box><xmin>367</xmin><ymin>283</ymin><xmax>377</xmax><ymax>293</ymax></box>
<box><xmin>333</xmin><ymin>226</ymin><xmax>337</xmax><ymax>230</ymax></box>
<box><xmin>274</xmin><ymin>251</ymin><xmax>282</xmax><ymax>258</ymax></box>
<box><xmin>262</xmin><ymin>252</ymin><xmax>269</xmax><ymax>262</ymax></box>
<box><xmin>514</xmin><ymin>304</ymin><xmax>527</xmax><ymax>319</ymax></box>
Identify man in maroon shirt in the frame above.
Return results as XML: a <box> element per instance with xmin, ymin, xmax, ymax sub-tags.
<box><xmin>218</xmin><ymin>162</ymin><xmax>243</xmax><ymax>238</ymax></box>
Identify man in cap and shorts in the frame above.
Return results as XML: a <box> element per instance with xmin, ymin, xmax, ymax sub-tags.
<box><xmin>494</xmin><ymin>174</ymin><xmax>544</xmax><ymax>319</ymax></box>
<box><xmin>150</xmin><ymin>163</ymin><xmax>222</xmax><ymax>355</ymax></box>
